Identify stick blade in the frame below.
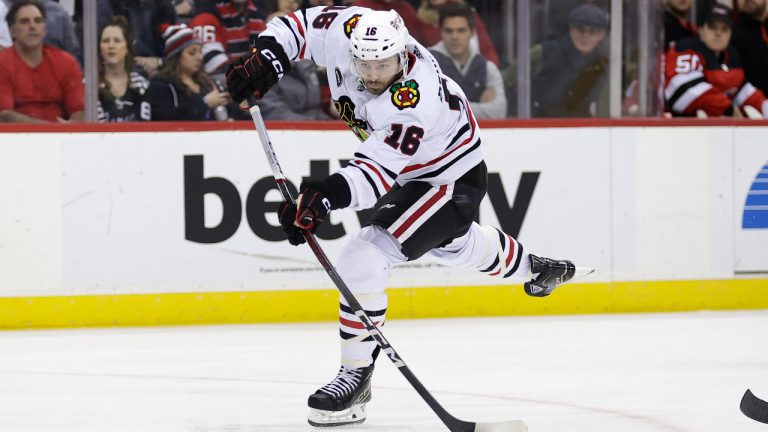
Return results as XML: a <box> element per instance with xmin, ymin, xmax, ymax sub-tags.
<box><xmin>474</xmin><ymin>419</ymin><xmax>528</xmax><ymax>432</ymax></box>
<box><xmin>741</xmin><ymin>389</ymin><xmax>768</xmax><ymax>424</ymax></box>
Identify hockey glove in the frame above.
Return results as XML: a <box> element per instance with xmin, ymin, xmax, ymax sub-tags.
<box><xmin>276</xmin><ymin>175</ymin><xmax>352</xmax><ymax>246</ymax></box>
<box><xmin>278</xmin><ymin>202</ymin><xmax>306</xmax><ymax>246</ymax></box>
<box><xmin>225</xmin><ymin>37</ymin><xmax>291</xmax><ymax>103</ymax></box>
<box><xmin>276</xmin><ymin>186</ymin><xmax>330</xmax><ymax>246</ymax></box>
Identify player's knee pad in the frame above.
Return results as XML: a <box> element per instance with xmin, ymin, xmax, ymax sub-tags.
<box><xmin>337</xmin><ymin>226</ymin><xmax>406</xmax><ymax>296</ymax></box>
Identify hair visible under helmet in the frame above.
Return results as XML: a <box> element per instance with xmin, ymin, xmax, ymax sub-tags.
<box><xmin>349</xmin><ymin>10</ymin><xmax>409</xmax><ymax>81</ymax></box>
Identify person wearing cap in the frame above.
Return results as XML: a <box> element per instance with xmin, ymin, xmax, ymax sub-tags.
<box><xmin>526</xmin><ymin>3</ymin><xmax>610</xmax><ymax>117</ymax></box>
<box><xmin>143</xmin><ymin>24</ymin><xmax>232</xmax><ymax>121</ymax></box>
<box><xmin>732</xmin><ymin>0</ymin><xmax>768</xmax><ymax>96</ymax></box>
<box><xmin>664</xmin><ymin>4</ymin><xmax>768</xmax><ymax>118</ymax></box>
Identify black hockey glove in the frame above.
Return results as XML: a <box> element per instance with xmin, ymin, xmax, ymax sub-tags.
<box><xmin>276</xmin><ymin>175</ymin><xmax>352</xmax><ymax>246</ymax></box>
<box><xmin>225</xmin><ymin>37</ymin><xmax>291</xmax><ymax>104</ymax></box>
<box><xmin>276</xmin><ymin>185</ymin><xmax>330</xmax><ymax>246</ymax></box>
<box><xmin>278</xmin><ymin>201</ymin><xmax>306</xmax><ymax>246</ymax></box>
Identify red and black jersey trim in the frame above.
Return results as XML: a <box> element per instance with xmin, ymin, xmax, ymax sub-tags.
<box><xmin>277</xmin><ymin>16</ymin><xmax>302</xmax><ymax>59</ymax></box>
<box><xmin>412</xmin><ymin>139</ymin><xmax>482</xmax><ymax>180</ymax></box>
<box><xmin>667</xmin><ymin>75</ymin><xmax>707</xmax><ymax>109</ymax></box>
<box><xmin>444</xmin><ymin>123</ymin><xmax>470</xmax><ymax>151</ymax></box>
<box><xmin>354</xmin><ymin>152</ymin><xmax>397</xmax><ymax>179</ymax></box>
<box><xmin>350</xmin><ymin>164</ymin><xmax>383</xmax><ymax>199</ymax></box>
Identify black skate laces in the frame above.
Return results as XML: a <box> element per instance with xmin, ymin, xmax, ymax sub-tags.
<box><xmin>320</xmin><ymin>366</ymin><xmax>364</xmax><ymax>398</ymax></box>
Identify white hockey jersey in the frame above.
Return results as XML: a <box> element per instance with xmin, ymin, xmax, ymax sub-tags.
<box><xmin>260</xmin><ymin>6</ymin><xmax>484</xmax><ymax>210</ymax></box>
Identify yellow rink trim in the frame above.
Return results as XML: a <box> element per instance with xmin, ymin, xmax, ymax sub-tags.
<box><xmin>1</xmin><ymin>279</ymin><xmax>767</xmax><ymax>329</ymax></box>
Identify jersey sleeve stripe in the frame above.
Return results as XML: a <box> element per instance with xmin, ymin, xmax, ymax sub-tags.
<box><xmin>671</xmin><ymin>81</ymin><xmax>713</xmax><ymax>113</ymax></box>
<box><xmin>287</xmin><ymin>12</ymin><xmax>307</xmax><ymax>59</ymax></box>
<box><xmin>276</xmin><ymin>16</ymin><xmax>303</xmax><ymax>60</ymax></box>
<box><xmin>353</xmin><ymin>159</ymin><xmax>393</xmax><ymax>192</ymax></box>
<box><xmin>664</xmin><ymin>71</ymin><xmax>704</xmax><ymax>99</ymax></box>
<box><xmin>349</xmin><ymin>164</ymin><xmax>383</xmax><ymax>199</ymax></box>
<box><xmin>354</xmin><ymin>152</ymin><xmax>398</xmax><ymax>179</ymax></box>
<box><xmin>734</xmin><ymin>82</ymin><xmax>758</xmax><ymax>107</ymax></box>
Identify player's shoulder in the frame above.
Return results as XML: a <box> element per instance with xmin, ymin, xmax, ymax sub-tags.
<box><xmin>321</xmin><ymin>6</ymin><xmax>369</xmax><ymax>41</ymax></box>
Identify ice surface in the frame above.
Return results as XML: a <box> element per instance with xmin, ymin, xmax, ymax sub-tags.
<box><xmin>0</xmin><ymin>311</ymin><xmax>765</xmax><ymax>431</ymax></box>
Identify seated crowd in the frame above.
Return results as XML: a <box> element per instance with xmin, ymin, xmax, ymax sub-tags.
<box><xmin>0</xmin><ymin>0</ymin><xmax>766</xmax><ymax>123</ymax></box>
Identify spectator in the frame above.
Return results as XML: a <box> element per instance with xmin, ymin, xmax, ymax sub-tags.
<box><xmin>40</xmin><ymin>0</ymin><xmax>81</xmax><ymax>62</ymax></box>
<box><xmin>190</xmin><ymin>0</ymin><xmax>267</xmax><ymax>60</ymax></box>
<box><xmin>429</xmin><ymin>2</ymin><xmax>505</xmax><ymax>119</ymax></box>
<box><xmin>0</xmin><ymin>0</ymin><xmax>84</xmax><ymax>123</ymax></box>
<box><xmin>665</xmin><ymin>4</ymin><xmax>767</xmax><ymax>117</ymax></box>
<box><xmin>732</xmin><ymin>0</ymin><xmax>768</xmax><ymax>96</ymax></box>
<box><xmin>664</xmin><ymin>0</ymin><xmax>697</xmax><ymax>50</ymax></box>
<box><xmin>264</xmin><ymin>0</ymin><xmax>299</xmax><ymax>20</ymax></box>
<box><xmin>351</xmin><ymin>0</ymin><xmax>423</xmax><ymax>41</ymax></box>
<box><xmin>530</xmin><ymin>3</ymin><xmax>610</xmax><ymax>117</ymax></box>
<box><xmin>144</xmin><ymin>24</ymin><xmax>231</xmax><ymax>121</ymax></box>
<box><xmin>189</xmin><ymin>0</ymin><xmax>268</xmax><ymax>76</ymax></box>
<box><xmin>89</xmin><ymin>0</ymin><xmax>179</xmax><ymax>77</ymax></box>
<box><xmin>0</xmin><ymin>1</ymin><xmax>12</xmax><ymax>50</ymax></box>
<box><xmin>97</xmin><ymin>16</ymin><xmax>150</xmax><ymax>122</ymax></box>
<box><xmin>416</xmin><ymin>0</ymin><xmax>499</xmax><ymax>65</ymax></box>
<box><xmin>174</xmin><ymin>0</ymin><xmax>197</xmax><ymax>24</ymax></box>
<box><xmin>259</xmin><ymin>59</ymin><xmax>334</xmax><ymax>120</ymax></box>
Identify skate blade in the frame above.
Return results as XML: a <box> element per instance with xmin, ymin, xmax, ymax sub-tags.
<box><xmin>308</xmin><ymin>405</ymin><xmax>366</xmax><ymax>428</ymax></box>
<box><xmin>573</xmin><ymin>266</ymin><xmax>595</xmax><ymax>281</ymax></box>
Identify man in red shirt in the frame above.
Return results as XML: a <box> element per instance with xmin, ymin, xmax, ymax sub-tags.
<box><xmin>0</xmin><ymin>0</ymin><xmax>84</xmax><ymax>123</ymax></box>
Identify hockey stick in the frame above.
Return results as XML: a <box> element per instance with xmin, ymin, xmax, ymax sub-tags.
<box><xmin>741</xmin><ymin>389</ymin><xmax>768</xmax><ymax>424</ymax></box>
<box><xmin>247</xmin><ymin>103</ymin><xmax>527</xmax><ymax>432</ymax></box>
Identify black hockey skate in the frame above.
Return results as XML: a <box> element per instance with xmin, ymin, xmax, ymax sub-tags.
<box><xmin>307</xmin><ymin>363</ymin><xmax>374</xmax><ymax>427</ymax></box>
<box><xmin>524</xmin><ymin>254</ymin><xmax>576</xmax><ymax>297</ymax></box>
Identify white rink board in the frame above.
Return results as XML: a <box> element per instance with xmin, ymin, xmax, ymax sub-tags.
<box><xmin>1</xmin><ymin>125</ymin><xmax>766</xmax><ymax>297</ymax></box>
<box><xmin>734</xmin><ymin>129</ymin><xmax>768</xmax><ymax>272</ymax></box>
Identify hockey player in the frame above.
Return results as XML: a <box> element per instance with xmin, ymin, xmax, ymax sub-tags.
<box><xmin>226</xmin><ymin>5</ymin><xmax>578</xmax><ymax>427</ymax></box>
<box><xmin>664</xmin><ymin>4</ymin><xmax>768</xmax><ymax>117</ymax></box>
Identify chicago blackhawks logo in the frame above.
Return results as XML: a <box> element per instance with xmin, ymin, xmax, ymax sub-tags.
<box><xmin>343</xmin><ymin>14</ymin><xmax>362</xmax><ymax>39</ymax></box>
<box><xmin>334</xmin><ymin>95</ymin><xmax>370</xmax><ymax>142</ymax></box>
<box><xmin>390</xmin><ymin>80</ymin><xmax>420</xmax><ymax>110</ymax></box>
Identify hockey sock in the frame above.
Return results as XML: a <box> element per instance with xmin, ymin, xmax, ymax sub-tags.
<box><xmin>336</xmin><ymin>226</ymin><xmax>405</xmax><ymax>368</ymax></box>
<box><xmin>431</xmin><ymin>222</ymin><xmax>531</xmax><ymax>279</ymax></box>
